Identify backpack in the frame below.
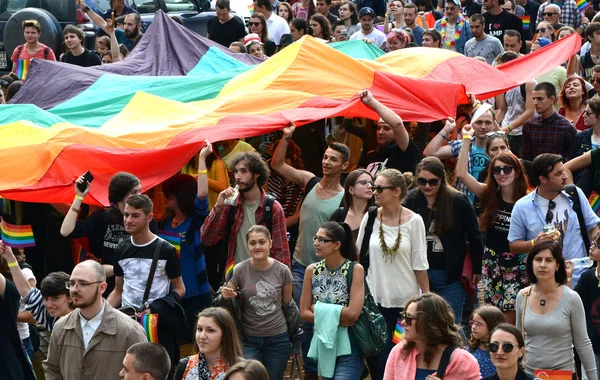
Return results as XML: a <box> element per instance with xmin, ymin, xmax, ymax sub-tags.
<box><xmin>227</xmin><ymin>194</ymin><xmax>276</xmax><ymax>233</ymax></box>
<box><xmin>564</xmin><ymin>184</ymin><xmax>591</xmax><ymax>253</ymax></box>
<box><xmin>358</xmin><ymin>206</ymin><xmax>379</xmax><ymax>276</ymax></box>
<box><xmin>17</xmin><ymin>44</ymin><xmax>51</xmax><ymax>60</ymax></box>
<box><xmin>519</xmin><ymin>83</ymin><xmax>527</xmax><ymax>101</ymax></box>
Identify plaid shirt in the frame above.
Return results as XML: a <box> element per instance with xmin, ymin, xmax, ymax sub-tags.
<box><xmin>522</xmin><ymin>111</ymin><xmax>578</xmax><ymax>161</ymax></box>
<box><xmin>536</xmin><ymin>0</ymin><xmax>583</xmax><ymax>29</ymax></box>
<box><xmin>200</xmin><ymin>190</ymin><xmax>290</xmax><ymax>269</ymax></box>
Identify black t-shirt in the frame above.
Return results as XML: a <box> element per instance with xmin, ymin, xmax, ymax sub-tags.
<box><xmin>0</xmin><ymin>281</ymin><xmax>36</xmax><ymax>380</ymax></box>
<box><xmin>484</xmin><ymin>10</ymin><xmax>524</xmax><ymax>45</ymax></box>
<box><xmin>207</xmin><ymin>15</ymin><xmax>247</xmax><ymax>48</ymax></box>
<box><xmin>575</xmin><ymin>268</ymin><xmax>600</xmax><ymax>354</ymax></box>
<box><xmin>114</xmin><ymin>237</ymin><xmax>181</xmax><ymax>308</ymax></box>
<box><xmin>60</xmin><ymin>49</ymin><xmax>102</xmax><ymax>67</ymax></box>
<box><xmin>359</xmin><ymin>139</ymin><xmax>421</xmax><ymax>176</ymax></box>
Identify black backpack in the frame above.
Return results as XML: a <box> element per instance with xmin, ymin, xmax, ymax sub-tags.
<box><xmin>358</xmin><ymin>206</ymin><xmax>379</xmax><ymax>276</ymax></box>
<box><xmin>227</xmin><ymin>194</ymin><xmax>276</xmax><ymax>233</ymax></box>
<box><xmin>17</xmin><ymin>44</ymin><xmax>51</xmax><ymax>59</ymax></box>
<box><xmin>565</xmin><ymin>184</ymin><xmax>591</xmax><ymax>253</ymax></box>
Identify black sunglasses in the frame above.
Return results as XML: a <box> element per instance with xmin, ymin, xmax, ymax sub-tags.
<box><xmin>542</xmin><ymin>12</ymin><xmax>557</xmax><ymax>16</ymax></box>
<box><xmin>536</xmin><ymin>27</ymin><xmax>547</xmax><ymax>33</ymax></box>
<box><xmin>593</xmin><ymin>78</ymin><xmax>600</xmax><ymax>84</ymax></box>
<box><xmin>488</xmin><ymin>341</ymin><xmax>518</xmax><ymax>353</ymax></box>
<box><xmin>417</xmin><ymin>177</ymin><xmax>440</xmax><ymax>187</ymax></box>
<box><xmin>546</xmin><ymin>199</ymin><xmax>556</xmax><ymax>224</ymax></box>
<box><xmin>372</xmin><ymin>185</ymin><xmax>396</xmax><ymax>193</ymax></box>
<box><xmin>400</xmin><ymin>313</ymin><xmax>417</xmax><ymax>326</ymax></box>
<box><xmin>585</xmin><ymin>109</ymin><xmax>595</xmax><ymax>116</ymax></box>
<box><xmin>492</xmin><ymin>165</ymin><xmax>514</xmax><ymax>175</ymax></box>
<box><xmin>249</xmin><ymin>22</ymin><xmax>261</xmax><ymax>26</ymax></box>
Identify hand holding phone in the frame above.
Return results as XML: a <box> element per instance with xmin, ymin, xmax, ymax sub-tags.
<box><xmin>76</xmin><ymin>171</ymin><xmax>94</xmax><ymax>196</ymax></box>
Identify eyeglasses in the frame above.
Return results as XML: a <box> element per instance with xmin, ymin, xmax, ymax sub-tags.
<box><xmin>249</xmin><ymin>22</ymin><xmax>261</xmax><ymax>27</ymax></box>
<box><xmin>313</xmin><ymin>235</ymin><xmax>335</xmax><ymax>244</ymax></box>
<box><xmin>371</xmin><ymin>185</ymin><xmax>396</xmax><ymax>193</ymax></box>
<box><xmin>417</xmin><ymin>177</ymin><xmax>440</xmax><ymax>187</ymax></box>
<box><xmin>492</xmin><ymin>165</ymin><xmax>514</xmax><ymax>175</ymax></box>
<box><xmin>542</xmin><ymin>12</ymin><xmax>558</xmax><ymax>16</ymax></box>
<box><xmin>546</xmin><ymin>199</ymin><xmax>556</xmax><ymax>224</ymax></box>
<box><xmin>536</xmin><ymin>27</ymin><xmax>547</xmax><ymax>33</ymax></box>
<box><xmin>592</xmin><ymin>241</ymin><xmax>599</xmax><ymax>249</ymax></box>
<box><xmin>355</xmin><ymin>180</ymin><xmax>374</xmax><ymax>187</ymax></box>
<box><xmin>65</xmin><ymin>280</ymin><xmax>103</xmax><ymax>290</ymax></box>
<box><xmin>400</xmin><ymin>313</ymin><xmax>417</xmax><ymax>326</ymax></box>
<box><xmin>469</xmin><ymin>319</ymin><xmax>484</xmax><ymax>329</ymax></box>
<box><xmin>488</xmin><ymin>341</ymin><xmax>518</xmax><ymax>353</ymax></box>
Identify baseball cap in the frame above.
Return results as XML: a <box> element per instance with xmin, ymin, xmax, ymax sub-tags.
<box><xmin>359</xmin><ymin>7</ymin><xmax>376</xmax><ymax>18</ymax></box>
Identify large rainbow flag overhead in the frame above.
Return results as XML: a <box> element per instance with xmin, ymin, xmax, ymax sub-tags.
<box><xmin>0</xmin><ymin>12</ymin><xmax>581</xmax><ymax>206</ymax></box>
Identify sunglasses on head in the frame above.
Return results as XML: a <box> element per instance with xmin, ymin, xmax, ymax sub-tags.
<box><xmin>488</xmin><ymin>342</ymin><xmax>518</xmax><ymax>353</ymax></box>
<box><xmin>492</xmin><ymin>165</ymin><xmax>514</xmax><ymax>175</ymax></box>
<box><xmin>536</xmin><ymin>27</ymin><xmax>547</xmax><ymax>33</ymax></box>
<box><xmin>249</xmin><ymin>21</ymin><xmax>261</xmax><ymax>26</ymax></box>
<box><xmin>486</xmin><ymin>131</ymin><xmax>506</xmax><ymax>138</ymax></box>
<box><xmin>417</xmin><ymin>177</ymin><xmax>440</xmax><ymax>187</ymax></box>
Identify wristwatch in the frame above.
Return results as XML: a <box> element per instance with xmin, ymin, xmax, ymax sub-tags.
<box><xmin>83</xmin><ymin>5</ymin><xmax>90</xmax><ymax>12</ymax></box>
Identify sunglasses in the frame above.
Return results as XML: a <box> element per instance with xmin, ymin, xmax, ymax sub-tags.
<box><xmin>372</xmin><ymin>185</ymin><xmax>396</xmax><ymax>193</ymax></box>
<box><xmin>585</xmin><ymin>109</ymin><xmax>595</xmax><ymax>116</ymax></box>
<box><xmin>400</xmin><ymin>313</ymin><xmax>417</xmax><ymax>326</ymax></box>
<box><xmin>249</xmin><ymin>22</ymin><xmax>261</xmax><ymax>27</ymax></box>
<box><xmin>492</xmin><ymin>165</ymin><xmax>514</xmax><ymax>175</ymax></box>
<box><xmin>542</xmin><ymin>12</ymin><xmax>557</xmax><ymax>16</ymax></box>
<box><xmin>488</xmin><ymin>342</ymin><xmax>518</xmax><ymax>353</ymax></box>
<box><xmin>536</xmin><ymin>27</ymin><xmax>547</xmax><ymax>33</ymax></box>
<box><xmin>417</xmin><ymin>177</ymin><xmax>440</xmax><ymax>187</ymax></box>
<box><xmin>546</xmin><ymin>199</ymin><xmax>556</xmax><ymax>224</ymax></box>
<box><xmin>593</xmin><ymin>78</ymin><xmax>600</xmax><ymax>84</ymax></box>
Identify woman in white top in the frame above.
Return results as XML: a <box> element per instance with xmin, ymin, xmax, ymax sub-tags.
<box><xmin>356</xmin><ymin>168</ymin><xmax>429</xmax><ymax>380</ymax></box>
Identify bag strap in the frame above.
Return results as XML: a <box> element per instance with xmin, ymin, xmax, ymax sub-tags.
<box><xmin>436</xmin><ymin>345</ymin><xmax>458</xmax><ymax>379</ymax></box>
<box><xmin>261</xmin><ymin>194</ymin><xmax>275</xmax><ymax>232</ymax></box>
<box><xmin>359</xmin><ymin>206</ymin><xmax>379</xmax><ymax>273</ymax></box>
<box><xmin>141</xmin><ymin>238</ymin><xmax>163</xmax><ymax>309</ymax></box>
<box><xmin>17</xmin><ymin>45</ymin><xmax>23</xmax><ymax>57</ymax></box>
<box><xmin>521</xmin><ymin>286</ymin><xmax>531</xmax><ymax>367</ymax></box>
<box><xmin>565</xmin><ymin>184</ymin><xmax>591</xmax><ymax>252</ymax></box>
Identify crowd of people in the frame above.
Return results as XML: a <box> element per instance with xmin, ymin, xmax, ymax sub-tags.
<box><xmin>4</xmin><ymin>0</ymin><xmax>600</xmax><ymax>379</ymax></box>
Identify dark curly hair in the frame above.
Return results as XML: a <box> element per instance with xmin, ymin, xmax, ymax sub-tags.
<box><xmin>162</xmin><ymin>174</ymin><xmax>197</xmax><ymax>217</ymax></box>
<box><xmin>230</xmin><ymin>151</ymin><xmax>270</xmax><ymax>188</ymax></box>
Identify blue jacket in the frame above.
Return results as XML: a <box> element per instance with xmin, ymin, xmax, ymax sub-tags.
<box><xmin>434</xmin><ymin>17</ymin><xmax>472</xmax><ymax>55</ymax></box>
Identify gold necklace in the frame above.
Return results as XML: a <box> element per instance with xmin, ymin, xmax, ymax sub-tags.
<box><xmin>378</xmin><ymin>207</ymin><xmax>403</xmax><ymax>262</ymax></box>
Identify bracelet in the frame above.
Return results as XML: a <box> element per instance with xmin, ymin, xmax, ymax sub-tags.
<box><xmin>198</xmin><ymin>169</ymin><xmax>208</xmax><ymax>174</ymax></box>
<box><xmin>8</xmin><ymin>261</ymin><xmax>18</xmax><ymax>268</ymax></box>
<box><xmin>71</xmin><ymin>206</ymin><xmax>81</xmax><ymax>213</ymax></box>
<box><xmin>531</xmin><ymin>239</ymin><xmax>535</xmax><ymax>247</ymax></box>
<box><xmin>439</xmin><ymin>133</ymin><xmax>447</xmax><ymax>140</ymax></box>
<box><xmin>506</xmin><ymin>125</ymin><xmax>513</xmax><ymax>133</ymax></box>
<box><xmin>567</xmin><ymin>277</ymin><xmax>573</xmax><ymax>282</ymax></box>
<box><xmin>75</xmin><ymin>195</ymin><xmax>84</xmax><ymax>201</ymax></box>
<box><xmin>463</xmin><ymin>135</ymin><xmax>471</xmax><ymax>140</ymax></box>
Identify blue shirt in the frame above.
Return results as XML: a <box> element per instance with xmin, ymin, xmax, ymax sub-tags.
<box><xmin>508</xmin><ymin>187</ymin><xmax>600</xmax><ymax>286</ymax></box>
<box><xmin>471</xmin><ymin>348</ymin><xmax>496</xmax><ymax>377</ymax></box>
<box><xmin>408</xmin><ymin>25</ymin><xmax>424</xmax><ymax>46</ymax></box>
<box><xmin>162</xmin><ymin>197</ymin><xmax>211</xmax><ymax>298</ymax></box>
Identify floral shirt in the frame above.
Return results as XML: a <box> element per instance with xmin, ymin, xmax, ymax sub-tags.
<box><xmin>183</xmin><ymin>353</ymin><xmax>228</xmax><ymax>380</ymax></box>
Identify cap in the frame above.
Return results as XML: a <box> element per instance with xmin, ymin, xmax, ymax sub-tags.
<box><xmin>471</xmin><ymin>103</ymin><xmax>493</xmax><ymax>124</ymax></box>
<box><xmin>279</xmin><ymin>33</ymin><xmax>294</xmax><ymax>46</ymax></box>
<box><xmin>358</xmin><ymin>7</ymin><xmax>376</xmax><ymax>18</ymax></box>
<box><xmin>243</xmin><ymin>33</ymin><xmax>263</xmax><ymax>47</ymax></box>
<box><xmin>448</xmin><ymin>0</ymin><xmax>461</xmax><ymax>5</ymax></box>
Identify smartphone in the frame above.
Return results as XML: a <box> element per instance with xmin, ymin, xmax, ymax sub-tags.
<box><xmin>77</xmin><ymin>171</ymin><xmax>94</xmax><ymax>193</ymax></box>
<box><xmin>341</xmin><ymin>29</ymin><xmax>347</xmax><ymax>36</ymax></box>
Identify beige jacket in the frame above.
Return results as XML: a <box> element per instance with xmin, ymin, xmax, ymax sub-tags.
<box><xmin>43</xmin><ymin>301</ymin><xmax>147</xmax><ymax>380</ymax></box>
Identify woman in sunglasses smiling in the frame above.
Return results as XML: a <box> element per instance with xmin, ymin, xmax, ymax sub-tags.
<box><xmin>404</xmin><ymin>157</ymin><xmax>483</xmax><ymax>325</ymax></box>
<box><xmin>457</xmin><ymin>126</ymin><xmax>531</xmax><ymax>324</ymax></box>
<box><xmin>483</xmin><ymin>324</ymin><xmax>530</xmax><ymax>380</ymax></box>
<box><xmin>249</xmin><ymin>13</ymin><xmax>278</xmax><ymax>56</ymax></box>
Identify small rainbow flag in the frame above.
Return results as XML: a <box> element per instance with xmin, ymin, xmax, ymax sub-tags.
<box><xmin>589</xmin><ymin>191</ymin><xmax>600</xmax><ymax>214</ymax></box>
<box><xmin>392</xmin><ymin>319</ymin><xmax>404</xmax><ymax>344</ymax></box>
<box><xmin>248</xmin><ymin>3</ymin><xmax>254</xmax><ymax>14</ymax></box>
<box><xmin>159</xmin><ymin>230</ymin><xmax>181</xmax><ymax>257</ymax></box>
<box><xmin>576</xmin><ymin>0</ymin><xmax>592</xmax><ymax>13</ymax></box>
<box><xmin>519</xmin><ymin>15</ymin><xmax>530</xmax><ymax>31</ymax></box>
<box><xmin>1</xmin><ymin>220</ymin><xmax>35</xmax><ymax>248</ymax></box>
<box><xmin>140</xmin><ymin>314</ymin><xmax>159</xmax><ymax>343</ymax></box>
<box><xmin>225</xmin><ymin>258</ymin><xmax>234</xmax><ymax>282</ymax></box>
<box><xmin>16</xmin><ymin>59</ymin><xmax>29</xmax><ymax>80</ymax></box>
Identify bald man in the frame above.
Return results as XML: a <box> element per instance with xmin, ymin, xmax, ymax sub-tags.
<box><xmin>44</xmin><ymin>260</ymin><xmax>147</xmax><ymax>380</ymax></box>
<box><xmin>543</xmin><ymin>4</ymin><xmax>564</xmax><ymax>30</ymax></box>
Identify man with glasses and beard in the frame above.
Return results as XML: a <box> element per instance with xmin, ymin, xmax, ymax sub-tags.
<box><xmin>508</xmin><ymin>153</ymin><xmax>600</xmax><ymax>287</ymax></box>
<box><xmin>43</xmin><ymin>260</ymin><xmax>147</xmax><ymax>380</ymax></box>
<box><xmin>123</xmin><ymin>13</ymin><xmax>143</xmax><ymax>52</ymax></box>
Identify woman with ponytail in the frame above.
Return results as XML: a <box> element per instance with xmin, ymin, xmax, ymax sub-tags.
<box><xmin>300</xmin><ymin>221</ymin><xmax>365</xmax><ymax>380</ymax></box>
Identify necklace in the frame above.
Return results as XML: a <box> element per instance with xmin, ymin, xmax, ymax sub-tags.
<box><xmin>536</xmin><ymin>284</ymin><xmax>556</xmax><ymax>306</ymax></box>
<box><xmin>378</xmin><ymin>207</ymin><xmax>403</xmax><ymax>262</ymax></box>
<box><xmin>440</xmin><ymin>13</ymin><xmax>466</xmax><ymax>48</ymax></box>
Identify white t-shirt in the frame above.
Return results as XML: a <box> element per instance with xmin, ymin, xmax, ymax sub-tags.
<box><xmin>267</xmin><ymin>12</ymin><xmax>290</xmax><ymax>45</ymax></box>
<box><xmin>349</xmin><ymin>27</ymin><xmax>387</xmax><ymax>49</ymax></box>
<box><xmin>356</xmin><ymin>212</ymin><xmax>428</xmax><ymax>308</ymax></box>
<box><xmin>18</xmin><ymin>267</ymin><xmax>37</xmax><ymax>340</ymax></box>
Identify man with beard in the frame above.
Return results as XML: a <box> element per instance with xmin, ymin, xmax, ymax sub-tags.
<box><xmin>349</xmin><ymin>7</ymin><xmax>387</xmax><ymax>49</ymax></box>
<box><xmin>43</xmin><ymin>260</ymin><xmax>147</xmax><ymax>380</ymax></box>
<box><xmin>404</xmin><ymin>3</ymin><xmax>424</xmax><ymax>45</ymax></box>
<box><xmin>201</xmin><ymin>151</ymin><xmax>290</xmax><ymax>268</ymax></box>
<box><xmin>60</xmin><ymin>25</ymin><xmax>102</xmax><ymax>67</ymax></box>
<box><xmin>464</xmin><ymin>14</ymin><xmax>504</xmax><ymax>64</ymax></box>
<box><xmin>482</xmin><ymin>0</ymin><xmax>525</xmax><ymax>45</ymax></box>
<box><xmin>124</xmin><ymin>13</ymin><xmax>143</xmax><ymax>52</ymax></box>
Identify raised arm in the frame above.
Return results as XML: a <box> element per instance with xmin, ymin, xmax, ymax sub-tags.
<box><xmin>502</xmin><ymin>81</ymin><xmax>535</xmax><ymax>132</ymax></box>
<box><xmin>422</xmin><ymin>118</ymin><xmax>455</xmax><ymax>159</ymax></box>
<box><xmin>198</xmin><ymin>141</ymin><xmax>212</xmax><ymax>199</ymax></box>
<box><xmin>358</xmin><ymin>89</ymin><xmax>410</xmax><ymax>151</ymax></box>
<box><xmin>271</xmin><ymin>123</ymin><xmax>314</xmax><ymax>187</ymax></box>
<box><xmin>455</xmin><ymin>125</ymin><xmax>486</xmax><ymax>199</ymax></box>
<box><xmin>60</xmin><ymin>173</ymin><xmax>90</xmax><ymax>237</ymax></box>
<box><xmin>0</xmin><ymin>243</ymin><xmax>33</xmax><ymax>298</ymax></box>
<box><xmin>106</xmin><ymin>19</ymin><xmax>122</xmax><ymax>62</ymax></box>
<box><xmin>77</xmin><ymin>0</ymin><xmax>109</xmax><ymax>34</ymax></box>
<box><xmin>565</xmin><ymin>151</ymin><xmax>592</xmax><ymax>183</ymax></box>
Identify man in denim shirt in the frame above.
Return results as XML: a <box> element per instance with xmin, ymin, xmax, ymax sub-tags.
<box><xmin>508</xmin><ymin>153</ymin><xmax>600</xmax><ymax>286</ymax></box>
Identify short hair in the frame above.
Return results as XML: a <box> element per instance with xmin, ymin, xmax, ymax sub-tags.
<box><xmin>589</xmin><ymin>97</ymin><xmax>600</xmax><ymax>116</ymax></box>
<box><xmin>504</xmin><ymin>29</ymin><xmax>521</xmax><ymax>42</ymax></box>
<box><xmin>125</xmin><ymin>194</ymin><xmax>154</xmax><ymax>215</ymax></box>
<box><xmin>126</xmin><ymin>12</ymin><xmax>141</xmax><ymax>25</ymax></box>
<box><xmin>161</xmin><ymin>174</ymin><xmax>197</xmax><ymax>217</ymax></box>
<box><xmin>230</xmin><ymin>151</ymin><xmax>271</xmax><ymax>187</ymax></box>
<box><xmin>504</xmin><ymin>0</ymin><xmax>516</xmax><ymax>10</ymax></box>
<box><xmin>230</xmin><ymin>41</ymin><xmax>246</xmax><ymax>53</ymax></box>
<box><xmin>496</xmin><ymin>51</ymin><xmax>520</xmax><ymax>64</ymax></box>
<box><xmin>585</xmin><ymin>22</ymin><xmax>600</xmax><ymax>42</ymax></box>
<box><xmin>255</xmin><ymin>0</ymin><xmax>272</xmax><ymax>10</ymax></box>
<box><xmin>246</xmin><ymin>224</ymin><xmax>271</xmax><ymax>241</ymax></box>
<box><xmin>216</xmin><ymin>0</ymin><xmax>231</xmax><ymax>9</ymax></box>
<box><xmin>533</xmin><ymin>82</ymin><xmax>556</xmax><ymax>99</ymax></box>
<box><xmin>115</xmin><ymin>15</ymin><xmax>126</xmax><ymax>25</ymax></box>
<box><xmin>532</xmin><ymin>153</ymin><xmax>563</xmax><ymax>180</ymax></box>
<box><xmin>77</xmin><ymin>260</ymin><xmax>107</xmax><ymax>282</ymax></box>
<box><xmin>96</xmin><ymin>36</ymin><xmax>111</xmax><ymax>49</ymax></box>
<box><xmin>470</xmin><ymin>13</ymin><xmax>485</xmax><ymax>25</ymax></box>
<box><xmin>526</xmin><ymin>241</ymin><xmax>567</xmax><ymax>284</ymax></box>
<box><xmin>404</xmin><ymin>2</ymin><xmax>418</xmax><ymax>11</ymax></box>
<box><xmin>126</xmin><ymin>343</ymin><xmax>171</xmax><ymax>380</ymax></box>
<box><xmin>40</xmin><ymin>271</ymin><xmax>70</xmax><ymax>298</ymax></box>
<box><xmin>22</xmin><ymin>19</ymin><xmax>40</xmax><ymax>33</ymax></box>
<box><xmin>224</xmin><ymin>360</ymin><xmax>270</xmax><ymax>380</ymax></box>
<box><xmin>328</xmin><ymin>142</ymin><xmax>350</xmax><ymax>163</ymax></box>
<box><xmin>63</xmin><ymin>24</ymin><xmax>85</xmax><ymax>43</ymax></box>
<box><xmin>423</xmin><ymin>28</ymin><xmax>442</xmax><ymax>43</ymax></box>
<box><xmin>594</xmin><ymin>64</ymin><xmax>600</xmax><ymax>73</ymax></box>
<box><xmin>108</xmin><ymin>172</ymin><xmax>140</xmax><ymax>205</ymax></box>
<box><xmin>6</xmin><ymin>80</ymin><xmax>23</xmax><ymax>102</ymax></box>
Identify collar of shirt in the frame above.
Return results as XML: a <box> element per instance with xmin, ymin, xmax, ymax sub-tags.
<box><xmin>79</xmin><ymin>300</ymin><xmax>106</xmax><ymax>333</ymax></box>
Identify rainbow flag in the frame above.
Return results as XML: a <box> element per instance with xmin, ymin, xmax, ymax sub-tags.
<box><xmin>140</xmin><ymin>314</ymin><xmax>159</xmax><ymax>343</ymax></box>
<box><xmin>519</xmin><ymin>15</ymin><xmax>530</xmax><ymax>31</ymax></box>
<box><xmin>248</xmin><ymin>3</ymin><xmax>254</xmax><ymax>14</ymax></box>
<box><xmin>16</xmin><ymin>59</ymin><xmax>29</xmax><ymax>80</ymax></box>
<box><xmin>589</xmin><ymin>191</ymin><xmax>600</xmax><ymax>214</ymax></box>
<box><xmin>577</xmin><ymin>0</ymin><xmax>591</xmax><ymax>13</ymax></box>
<box><xmin>1</xmin><ymin>220</ymin><xmax>35</xmax><ymax>248</ymax></box>
<box><xmin>225</xmin><ymin>258</ymin><xmax>234</xmax><ymax>282</ymax></box>
<box><xmin>159</xmin><ymin>230</ymin><xmax>181</xmax><ymax>257</ymax></box>
<box><xmin>392</xmin><ymin>319</ymin><xmax>404</xmax><ymax>344</ymax></box>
